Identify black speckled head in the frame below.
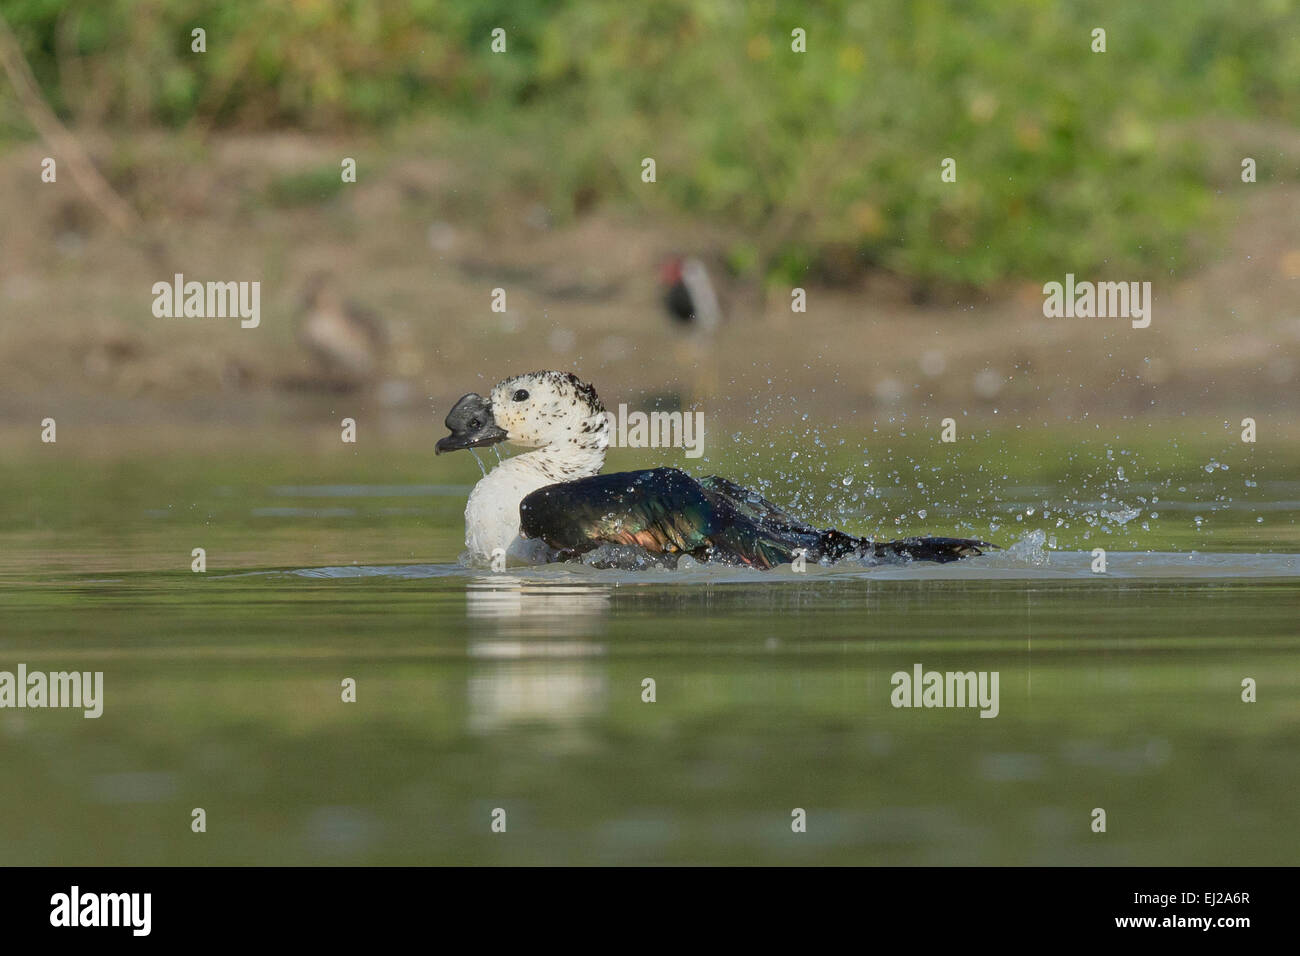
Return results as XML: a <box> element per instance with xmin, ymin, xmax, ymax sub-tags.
<box><xmin>487</xmin><ymin>371</ymin><xmax>608</xmax><ymax>452</ymax></box>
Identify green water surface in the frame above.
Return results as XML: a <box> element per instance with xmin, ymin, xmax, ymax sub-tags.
<box><xmin>1</xmin><ymin>429</ymin><xmax>1297</xmax><ymax>865</ymax></box>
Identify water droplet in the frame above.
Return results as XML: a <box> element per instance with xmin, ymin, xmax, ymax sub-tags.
<box><xmin>468</xmin><ymin>449</ymin><xmax>488</xmax><ymax>478</ymax></box>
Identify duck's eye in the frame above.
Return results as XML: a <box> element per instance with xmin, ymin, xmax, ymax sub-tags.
<box><xmin>512</xmin><ymin>389</ymin><xmax>529</xmax><ymax>402</ymax></box>
<box><xmin>469</xmin><ymin>418</ymin><xmax>481</xmax><ymax>429</ymax></box>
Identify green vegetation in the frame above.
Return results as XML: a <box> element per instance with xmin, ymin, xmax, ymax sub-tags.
<box><xmin>4</xmin><ymin>1</ymin><xmax>1299</xmax><ymax>287</ymax></box>
<box><xmin>265</xmin><ymin>163</ymin><xmax>349</xmax><ymax>206</ymax></box>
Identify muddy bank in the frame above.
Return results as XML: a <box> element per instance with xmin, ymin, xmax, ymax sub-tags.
<box><xmin>1</xmin><ymin>131</ymin><xmax>1297</xmax><ymax>428</ymax></box>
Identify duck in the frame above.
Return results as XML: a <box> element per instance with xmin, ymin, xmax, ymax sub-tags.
<box><xmin>435</xmin><ymin>370</ymin><xmax>992</xmax><ymax>569</ymax></box>
<box><xmin>293</xmin><ymin>271</ymin><xmax>388</xmax><ymax>390</ymax></box>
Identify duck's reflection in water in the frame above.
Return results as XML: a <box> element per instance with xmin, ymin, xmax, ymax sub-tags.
<box><xmin>465</xmin><ymin>574</ymin><xmax>611</xmax><ymax>637</ymax></box>
<box><xmin>464</xmin><ymin>575</ymin><xmax>611</xmax><ymax>740</ymax></box>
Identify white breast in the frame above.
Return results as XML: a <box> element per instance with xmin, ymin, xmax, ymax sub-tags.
<box><xmin>464</xmin><ymin>458</ymin><xmax>558</xmax><ymax>564</ymax></box>
<box><xmin>458</xmin><ymin>430</ymin><xmax>609</xmax><ymax>568</ymax></box>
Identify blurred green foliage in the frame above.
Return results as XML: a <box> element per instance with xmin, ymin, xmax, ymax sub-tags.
<box><xmin>265</xmin><ymin>163</ymin><xmax>348</xmax><ymax>206</ymax></box>
<box><xmin>4</xmin><ymin>0</ymin><xmax>1299</xmax><ymax>286</ymax></box>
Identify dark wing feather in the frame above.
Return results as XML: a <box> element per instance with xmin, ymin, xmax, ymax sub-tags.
<box><xmin>697</xmin><ymin>475</ymin><xmax>819</xmax><ymax>536</ymax></box>
<box><xmin>520</xmin><ymin>468</ymin><xmax>994</xmax><ymax>569</ymax></box>
<box><xmin>519</xmin><ymin>468</ymin><xmax>798</xmax><ymax>568</ymax></box>
<box><xmin>700</xmin><ymin>476</ymin><xmax>992</xmax><ymax>563</ymax></box>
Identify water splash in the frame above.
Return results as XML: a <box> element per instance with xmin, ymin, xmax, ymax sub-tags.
<box><xmin>1003</xmin><ymin>529</ymin><xmax>1049</xmax><ymax>566</ymax></box>
<box><xmin>1100</xmin><ymin>505</ymin><xmax>1142</xmax><ymax>525</ymax></box>
<box><xmin>469</xmin><ymin>449</ymin><xmax>488</xmax><ymax>478</ymax></box>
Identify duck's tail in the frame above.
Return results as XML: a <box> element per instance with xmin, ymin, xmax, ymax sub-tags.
<box><xmin>868</xmin><ymin>535</ymin><xmax>994</xmax><ymax>563</ymax></box>
<box><xmin>692</xmin><ymin>474</ymin><xmax>995</xmax><ymax>568</ymax></box>
<box><xmin>814</xmin><ymin>530</ymin><xmax>994</xmax><ymax>564</ymax></box>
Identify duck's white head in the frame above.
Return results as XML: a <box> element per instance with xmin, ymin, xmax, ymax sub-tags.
<box><xmin>437</xmin><ymin>371</ymin><xmax>609</xmax><ymax>562</ymax></box>
<box><xmin>436</xmin><ymin>370</ymin><xmax>608</xmax><ymax>464</ymax></box>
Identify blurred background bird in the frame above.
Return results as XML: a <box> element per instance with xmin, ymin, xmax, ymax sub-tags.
<box><xmin>660</xmin><ymin>255</ymin><xmax>725</xmax><ymax>403</ymax></box>
<box><xmin>292</xmin><ymin>270</ymin><xmax>388</xmax><ymax>392</ymax></box>
<box><xmin>660</xmin><ymin>255</ymin><xmax>723</xmax><ymax>334</ymax></box>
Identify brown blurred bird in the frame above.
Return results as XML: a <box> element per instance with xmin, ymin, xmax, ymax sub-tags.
<box><xmin>294</xmin><ymin>271</ymin><xmax>387</xmax><ymax>389</ymax></box>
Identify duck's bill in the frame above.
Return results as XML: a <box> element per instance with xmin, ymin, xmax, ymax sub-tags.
<box><xmin>435</xmin><ymin>392</ymin><xmax>508</xmax><ymax>454</ymax></box>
